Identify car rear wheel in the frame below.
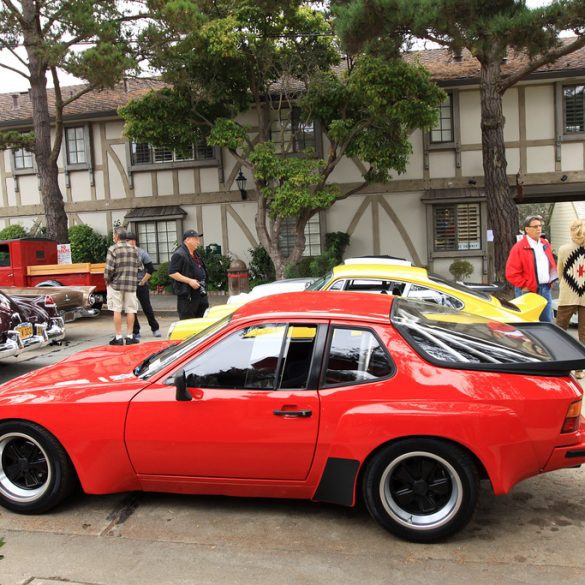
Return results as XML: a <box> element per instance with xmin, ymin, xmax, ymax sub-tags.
<box><xmin>363</xmin><ymin>438</ymin><xmax>479</xmax><ymax>543</ymax></box>
<box><xmin>0</xmin><ymin>421</ymin><xmax>76</xmax><ymax>514</ymax></box>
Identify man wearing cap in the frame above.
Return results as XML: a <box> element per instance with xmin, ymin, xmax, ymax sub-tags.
<box><xmin>126</xmin><ymin>232</ymin><xmax>161</xmax><ymax>339</ymax></box>
<box><xmin>169</xmin><ymin>229</ymin><xmax>209</xmax><ymax>319</ymax></box>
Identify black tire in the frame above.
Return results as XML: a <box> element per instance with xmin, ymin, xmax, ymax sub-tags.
<box><xmin>0</xmin><ymin>420</ymin><xmax>76</xmax><ymax>514</ymax></box>
<box><xmin>362</xmin><ymin>438</ymin><xmax>479</xmax><ymax>543</ymax></box>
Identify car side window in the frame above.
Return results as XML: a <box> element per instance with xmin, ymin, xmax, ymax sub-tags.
<box><xmin>328</xmin><ymin>279</ymin><xmax>345</xmax><ymax>291</ymax></box>
<box><xmin>343</xmin><ymin>279</ymin><xmax>406</xmax><ymax>295</ymax></box>
<box><xmin>0</xmin><ymin>245</ymin><xmax>9</xmax><ymax>267</ymax></box>
<box><xmin>406</xmin><ymin>284</ymin><xmax>464</xmax><ymax>309</ymax></box>
<box><xmin>323</xmin><ymin>327</ymin><xmax>393</xmax><ymax>386</ymax></box>
<box><xmin>182</xmin><ymin>323</ymin><xmax>318</xmax><ymax>390</ymax></box>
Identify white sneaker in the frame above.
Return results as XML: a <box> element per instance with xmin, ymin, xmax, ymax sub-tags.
<box><xmin>153</xmin><ymin>330</ymin><xmax>162</xmax><ymax>338</ymax></box>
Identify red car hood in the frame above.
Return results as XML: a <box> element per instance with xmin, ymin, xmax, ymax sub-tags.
<box><xmin>0</xmin><ymin>341</ymin><xmax>174</xmax><ymax>403</ymax></box>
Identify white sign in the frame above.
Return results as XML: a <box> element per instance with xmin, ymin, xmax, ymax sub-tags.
<box><xmin>486</xmin><ymin>230</ymin><xmax>494</xmax><ymax>242</ymax></box>
<box><xmin>57</xmin><ymin>243</ymin><xmax>72</xmax><ymax>264</ymax></box>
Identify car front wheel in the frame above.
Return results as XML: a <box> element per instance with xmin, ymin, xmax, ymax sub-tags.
<box><xmin>0</xmin><ymin>421</ymin><xmax>76</xmax><ymax>514</ymax></box>
<box><xmin>363</xmin><ymin>438</ymin><xmax>479</xmax><ymax>543</ymax></box>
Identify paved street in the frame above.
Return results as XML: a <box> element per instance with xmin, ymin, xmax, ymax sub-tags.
<box><xmin>1</xmin><ymin>309</ymin><xmax>585</xmax><ymax>584</ymax></box>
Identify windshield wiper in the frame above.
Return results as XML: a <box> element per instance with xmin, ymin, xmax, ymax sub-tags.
<box><xmin>133</xmin><ymin>349</ymin><xmax>167</xmax><ymax>376</ymax></box>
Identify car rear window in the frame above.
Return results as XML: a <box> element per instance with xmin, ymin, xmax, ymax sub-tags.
<box><xmin>391</xmin><ymin>299</ymin><xmax>551</xmax><ymax>366</ymax></box>
<box><xmin>427</xmin><ymin>273</ymin><xmax>491</xmax><ymax>301</ymax></box>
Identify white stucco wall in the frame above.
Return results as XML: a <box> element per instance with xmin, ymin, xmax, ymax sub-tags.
<box><xmin>459</xmin><ymin>90</ymin><xmax>481</xmax><ymax>144</ymax></box>
<box><xmin>526</xmin><ymin>145</ymin><xmax>556</xmax><ymax>173</ymax></box>
<box><xmin>525</xmin><ymin>85</ymin><xmax>555</xmax><ymax>140</ymax></box>
<box><xmin>561</xmin><ymin>143</ymin><xmax>584</xmax><ymax>171</ymax></box>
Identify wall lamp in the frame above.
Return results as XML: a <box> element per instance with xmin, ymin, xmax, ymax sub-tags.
<box><xmin>236</xmin><ymin>169</ymin><xmax>248</xmax><ymax>200</ymax></box>
<box><xmin>560</xmin><ymin>174</ymin><xmax>568</xmax><ymax>182</ymax></box>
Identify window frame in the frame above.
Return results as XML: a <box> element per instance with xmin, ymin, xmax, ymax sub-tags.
<box><xmin>278</xmin><ymin>213</ymin><xmax>324</xmax><ymax>259</ymax></box>
<box><xmin>426</xmin><ymin>90</ymin><xmax>459</xmax><ymax>151</ymax></box>
<box><xmin>64</xmin><ymin>125</ymin><xmax>91</xmax><ymax>169</ymax></box>
<box><xmin>179</xmin><ymin>321</ymin><xmax>327</xmax><ymax>391</ymax></box>
<box><xmin>131</xmin><ymin>219</ymin><xmax>181</xmax><ymax>265</ymax></box>
<box><xmin>432</xmin><ymin>203</ymin><xmax>482</xmax><ymax>253</ymax></box>
<box><xmin>12</xmin><ymin>146</ymin><xmax>35</xmax><ymax>173</ymax></box>
<box><xmin>127</xmin><ymin>140</ymin><xmax>219</xmax><ymax>172</ymax></box>
<box><xmin>320</xmin><ymin>324</ymin><xmax>395</xmax><ymax>389</ymax></box>
<box><xmin>270</xmin><ymin>105</ymin><xmax>322</xmax><ymax>157</ymax></box>
<box><xmin>556</xmin><ymin>80</ymin><xmax>585</xmax><ymax>141</ymax></box>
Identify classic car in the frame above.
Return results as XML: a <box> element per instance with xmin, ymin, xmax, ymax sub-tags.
<box><xmin>168</xmin><ymin>262</ymin><xmax>546</xmax><ymax>340</ymax></box>
<box><xmin>0</xmin><ymin>289</ymin><xmax>65</xmax><ymax>358</ymax></box>
<box><xmin>8</xmin><ymin>285</ymin><xmax>100</xmax><ymax>322</ymax></box>
<box><xmin>0</xmin><ymin>292</ymin><xmax>584</xmax><ymax>543</ymax></box>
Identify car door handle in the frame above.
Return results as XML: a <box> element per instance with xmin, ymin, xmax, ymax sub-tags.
<box><xmin>273</xmin><ymin>409</ymin><xmax>312</xmax><ymax>418</ymax></box>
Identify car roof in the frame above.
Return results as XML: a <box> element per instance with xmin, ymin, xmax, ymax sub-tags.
<box><xmin>331</xmin><ymin>263</ymin><xmax>429</xmax><ymax>280</ymax></box>
<box><xmin>232</xmin><ymin>291</ymin><xmax>394</xmax><ymax>323</ymax></box>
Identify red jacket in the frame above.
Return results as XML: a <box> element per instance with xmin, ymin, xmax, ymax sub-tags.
<box><xmin>505</xmin><ymin>235</ymin><xmax>557</xmax><ymax>292</ymax></box>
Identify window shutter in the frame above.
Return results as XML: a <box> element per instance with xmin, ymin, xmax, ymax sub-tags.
<box><xmin>434</xmin><ymin>206</ymin><xmax>457</xmax><ymax>250</ymax></box>
<box><xmin>457</xmin><ymin>204</ymin><xmax>481</xmax><ymax>250</ymax></box>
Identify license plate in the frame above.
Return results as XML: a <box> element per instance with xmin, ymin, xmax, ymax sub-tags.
<box><xmin>15</xmin><ymin>323</ymin><xmax>33</xmax><ymax>339</ymax></box>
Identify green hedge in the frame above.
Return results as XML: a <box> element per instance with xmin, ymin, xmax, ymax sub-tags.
<box><xmin>0</xmin><ymin>224</ymin><xmax>28</xmax><ymax>240</ymax></box>
<box><xmin>69</xmin><ymin>225</ymin><xmax>110</xmax><ymax>263</ymax></box>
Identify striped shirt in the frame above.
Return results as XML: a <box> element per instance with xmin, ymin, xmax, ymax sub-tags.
<box><xmin>104</xmin><ymin>241</ymin><xmax>142</xmax><ymax>293</ymax></box>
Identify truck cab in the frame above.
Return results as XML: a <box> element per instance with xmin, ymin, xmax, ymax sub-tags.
<box><xmin>0</xmin><ymin>238</ymin><xmax>58</xmax><ymax>287</ymax></box>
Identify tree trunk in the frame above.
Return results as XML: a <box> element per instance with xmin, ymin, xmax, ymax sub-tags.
<box><xmin>253</xmin><ymin>190</ymin><xmax>311</xmax><ymax>280</ymax></box>
<box><xmin>479</xmin><ymin>58</ymin><xmax>518</xmax><ymax>283</ymax></box>
<box><xmin>22</xmin><ymin>3</ymin><xmax>69</xmax><ymax>243</ymax></box>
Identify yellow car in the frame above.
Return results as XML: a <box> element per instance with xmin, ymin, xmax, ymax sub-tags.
<box><xmin>168</xmin><ymin>264</ymin><xmax>546</xmax><ymax>340</ymax></box>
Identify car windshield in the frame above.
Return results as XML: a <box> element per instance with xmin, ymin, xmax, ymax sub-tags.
<box><xmin>136</xmin><ymin>314</ymin><xmax>232</xmax><ymax>379</ymax></box>
<box><xmin>306</xmin><ymin>272</ymin><xmax>332</xmax><ymax>291</ymax></box>
<box><xmin>391</xmin><ymin>298</ymin><xmax>551</xmax><ymax>365</ymax></box>
<box><xmin>427</xmin><ymin>273</ymin><xmax>491</xmax><ymax>301</ymax></box>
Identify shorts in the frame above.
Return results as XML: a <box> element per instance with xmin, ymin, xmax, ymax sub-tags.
<box><xmin>107</xmin><ymin>285</ymin><xmax>138</xmax><ymax>314</ymax></box>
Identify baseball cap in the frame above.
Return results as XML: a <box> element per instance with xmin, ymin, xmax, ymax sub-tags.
<box><xmin>183</xmin><ymin>229</ymin><xmax>203</xmax><ymax>239</ymax></box>
<box><xmin>126</xmin><ymin>232</ymin><xmax>137</xmax><ymax>241</ymax></box>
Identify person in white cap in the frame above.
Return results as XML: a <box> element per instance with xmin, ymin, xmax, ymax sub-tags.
<box><xmin>168</xmin><ymin>229</ymin><xmax>209</xmax><ymax>319</ymax></box>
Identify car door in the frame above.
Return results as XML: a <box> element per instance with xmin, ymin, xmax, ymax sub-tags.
<box><xmin>125</xmin><ymin>322</ymin><xmax>325</xmax><ymax>481</ymax></box>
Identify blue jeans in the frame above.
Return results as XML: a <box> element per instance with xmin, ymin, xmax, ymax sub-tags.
<box><xmin>515</xmin><ymin>284</ymin><xmax>553</xmax><ymax>322</ymax></box>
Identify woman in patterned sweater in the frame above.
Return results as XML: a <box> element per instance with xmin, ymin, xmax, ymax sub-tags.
<box><xmin>556</xmin><ymin>219</ymin><xmax>585</xmax><ymax>356</ymax></box>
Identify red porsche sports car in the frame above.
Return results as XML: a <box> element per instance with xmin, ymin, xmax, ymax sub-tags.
<box><xmin>1</xmin><ymin>292</ymin><xmax>584</xmax><ymax>543</ymax></box>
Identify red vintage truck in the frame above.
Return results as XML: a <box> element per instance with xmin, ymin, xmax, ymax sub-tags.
<box><xmin>0</xmin><ymin>238</ymin><xmax>107</xmax><ymax>315</ymax></box>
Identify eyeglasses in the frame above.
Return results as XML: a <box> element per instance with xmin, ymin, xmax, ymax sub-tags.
<box><xmin>527</xmin><ymin>224</ymin><xmax>543</xmax><ymax>229</ymax></box>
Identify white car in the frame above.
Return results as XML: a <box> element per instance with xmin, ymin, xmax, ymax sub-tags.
<box><xmin>227</xmin><ymin>277</ymin><xmax>316</xmax><ymax>305</ymax></box>
<box><xmin>551</xmin><ymin>298</ymin><xmax>577</xmax><ymax>325</ymax></box>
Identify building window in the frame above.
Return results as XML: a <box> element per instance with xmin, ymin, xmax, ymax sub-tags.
<box><xmin>279</xmin><ymin>215</ymin><xmax>322</xmax><ymax>258</ymax></box>
<box><xmin>130</xmin><ymin>140</ymin><xmax>214</xmax><ymax>165</ymax></box>
<box><xmin>564</xmin><ymin>84</ymin><xmax>585</xmax><ymax>133</ymax></box>
<box><xmin>13</xmin><ymin>147</ymin><xmax>33</xmax><ymax>170</ymax></box>
<box><xmin>430</xmin><ymin>93</ymin><xmax>454</xmax><ymax>144</ymax></box>
<box><xmin>433</xmin><ymin>203</ymin><xmax>481</xmax><ymax>252</ymax></box>
<box><xmin>65</xmin><ymin>127</ymin><xmax>87</xmax><ymax>165</ymax></box>
<box><xmin>271</xmin><ymin>107</ymin><xmax>316</xmax><ymax>154</ymax></box>
<box><xmin>136</xmin><ymin>220</ymin><xmax>178</xmax><ymax>264</ymax></box>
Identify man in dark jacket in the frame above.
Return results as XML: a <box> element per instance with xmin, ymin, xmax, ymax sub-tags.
<box><xmin>169</xmin><ymin>229</ymin><xmax>209</xmax><ymax>319</ymax></box>
<box><xmin>126</xmin><ymin>232</ymin><xmax>161</xmax><ymax>339</ymax></box>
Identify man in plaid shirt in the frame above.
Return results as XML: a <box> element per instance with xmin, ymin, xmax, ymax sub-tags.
<box><xmin>104</xmin><ymin>227</ymin><xmax>142</xmax><ymax>345</ymax></box>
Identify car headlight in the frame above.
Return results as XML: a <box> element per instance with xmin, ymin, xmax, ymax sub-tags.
<box><xmin>168</xmin><ymin>321</ymin><xmax>177</xmax><ymax>339</ymax></box>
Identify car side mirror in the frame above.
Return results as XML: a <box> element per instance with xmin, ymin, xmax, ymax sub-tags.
<box><xmin>175</xmin><ymin>370</ymin><xmax>192</xmax><ymax>401</ymax></box>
